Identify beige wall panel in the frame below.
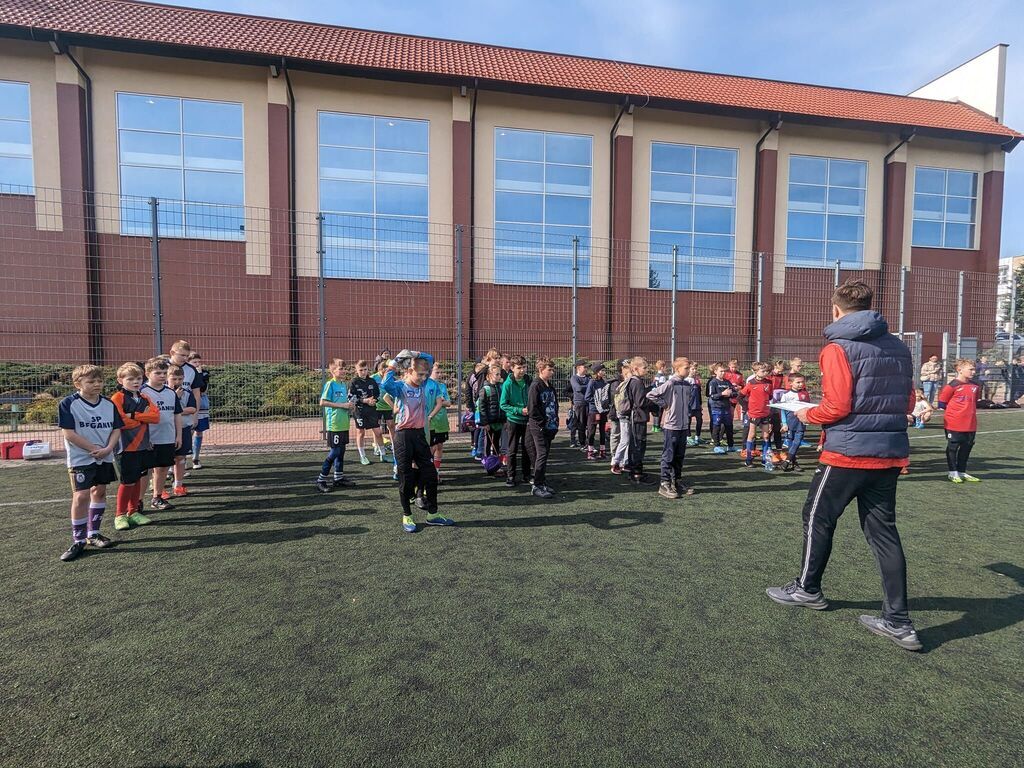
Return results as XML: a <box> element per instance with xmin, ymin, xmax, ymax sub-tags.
<box><xmin>631</xmin><ymin>110</ymin><xmax>760</xmax><ymax>292</ymax></box>
<box><xmin>0</xmin><ymin>40</ymin><xmax>63</xmax><ymax>230</ymax></box>
<box><xmin>474</xmin><ymin>91</ymin><xmax>614</xmax><ymax>287</ymax></box>
<box><xmin>292</xmin><ymin>72</ymin><xmax>453</xmax><ymax>280</ymax></box>
<box><xmin>902</xmin><ymin>137</ymin><xmax>991</xmax><ymax>264</ymax></box>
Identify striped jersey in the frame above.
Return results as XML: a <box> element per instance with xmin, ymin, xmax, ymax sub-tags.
<box><xmin>141</xmin><ymin>383</ymin><xmax>183</xmax><ymax>444</ymax></box>
<box><xmin>110</xmin><ymin>388</ymin><xmax>159</xmax><ymax>453</ymax></box>
<box><xmin>58</xmin><ymin>393</ymin><xmax>124</xmax><ymax>468</ymax></box>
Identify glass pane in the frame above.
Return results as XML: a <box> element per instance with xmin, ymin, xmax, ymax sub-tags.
<box><xmin>790</xmin><ymin>156</ymin><xmax>827</xmax><ymax>185</ymax></box>
<box><xmin>0</xmin><ymin>119</ymin><xmax>32</xmax><ymax>156</ymax></box>
<box><xmin>495</xmin><ymin>191</ymin><xmax>542</xmax><ymax>223</ymax></box>
<box><xmin>184</xmin><ymin>170</ymin><xmax>243</xmax><ymax>205</ymax></box>
<box><xmin>545</xmin><ymin>225</ymin><xmax>591</xmax><ymax>255</ymax></box>
<box><xmin>545</xmin><ymin>133</ymin><xmax>591</xmax><ymax>165</ymax></box>
<box><xmin>694</xmin><ymin>175</ymin><xmax>736</xmax><ymax>206</ymax></box>
<box><xmin>788</xmin><ymin>211</ymin><xmax>825</xmax><ymax>240</ymax></box>
<box><xmin>944</xmin><ymin>222</ymin><xmax>972</xmax><ymax>249</ymax></box>
<box><xmin>826</xmin><ymin>240</ymin><xmax>863</xmax><ymax>267</ymax></box>
<box><xmin>0</xmin><ymin>82</ymin><xmax>31</xmax><ymax>120</ymax></box>
<box><xmin>0</xmin><ymin>156</ymin><xmax>33</xmax><ymax>190</ymax></box>
<box><xmin>693</xmin><ymin>264</ymin><xmax>733</xmax><ymax>292</ymax></box>
<box><xmin>788</xmin><ymin>183</ymin><xmax>826</xmax><ymax>212</ymax></box>
<box><xmin>183</xmin><ymin>100</ymin><xmax>242</xmax><ymax>137</ymax></box>
<box><xmin>319</xmin><ymin>146</ymin><xmax>373</xmax><ymax>181</ymax></box>
<box><xmin>649</xmin><ymin>230</ymin><xmax>691</xmax><ymax>254</ymax></box>
<box><xmin>945</xmin><ymin>195</ymin><xmax>976</xmax><ymax>224</ymax></box>
<box><xmin>375</xmin><ymin>183</ymin><xmax>428</xmax><ymax>216</ymax></box>
<box><xmin>911</xmin><ymin>219</ymin><xmax>942</xmax><ymax>247</ymax></box>
<box><xmin>693</xmin><ymin>205</ymin><xmax>734</xmax><ymax>235</ymax></box>
<box><xmin>651</xmin><ymin>143</ymin><xmax>694</xmax><ymax>174</ymax></box>
<box><xmin>946</xmin><ymin>170</ymin><xmax>976</xmax><ymax>197</ymax></box>
<box><xmin>545</xmin><ymin>164</ymin><xmax>591</xmax><ymax>195</ymax></box>
<box><xmin>495</xmin><ymin>223</ymin><xmax>543</xmax><ymax>254</ymax></box>
<box><xmin>826</xmin><ymin>214</ymin><xmax>864</xmax><ymax>243</ymax></box>
<box><xmin>827</xmin><ymin>186</ymin><xmax>865</xmax><ymax>215</ymax></box>
<box><xmin>648</xmin><ymin>260</ymin><xmax>671</xmax><ymax>290</ymax></box>
<box><xmin>495</xmin><ymin>129</ymin><xmax>543</xmax><ymax>162</ymax></box>
<box><xmin>693</xmin><ymin>234</ymin><xmax>734</xmax><ymax>259</ymax></box>
<box><xmin>185</xmin><ymin>202</ymin><xmax>245</xmax><ymax>239</ymax></box>
<box><xmin>651</xmin><ymin>172</ymin><xmax>693</xmax><ymax>204</ymax></box>
<box><xmin>324</xmin><ymin>213</ymin><xmax>374</xmax><ymax>246</ymax></box>
<box><xmin>377</xmin><ymin>248</ymin><xmax>428</xmax><ymax>281</ymax></box>
<box><xmin>184</xmin><ymin>135</ymin><xmax>243</xmax><ymax>172</ymax></box>
<box><xmin>545</xmin><ymin>194</ymin><xmax>590</xmax><ymax>226</ymax></box>
<box><xmin>495</xmin><ymin>252</ymin><xmax>544</xmax><ymax>284</ymax></box>
<box><xmin>695</xmin><ymin>147</ymin><xmax>737</xmax><ymax>178</ymax></box>
<box><xmin>117</xmin><ymin>93</ymin><xmax>180</xmax><ymax>132</ymax></box>
<box><xmin>325</xmin><ymin>246</ymin><xmax>375</xmax><ymax>279</ymax></box>
<box><xmin>375</xmin><ymin>117</ymin><xmax>428</xmax><ymax>152</ymax></box>
<box><xmin>320</xmin><ymin>179</ymin><xmax>373</xmax><ymax>214</ymax></box>
<box><xmin>650</xmin><ymin>202</ymin><xmax>692</xmax><ymax>232</ymax></box>
<box><xmin>375</xmin><ymin>151</ymin><xmax>428</xmax><ymax>184</ymax></box>
<box><xmin>119</xmin><ymin>131</ymin><xmax>181</xmax><ymax>167</ymax></box>
<box><xmin>543</xmin><ymin>256</ymin><xmax>574</xmax><ymax>286</ymax></box>
<box><xmin>828</xmin><ymin>159</ymin><xmax>866</xmax><ymax>188</ymax></box>
<box><xmin>120</xmin><ymin>197</ymin><xmax>183</xmax><ymax>238</ymax></box>
<box><xmin>319</xmin><ymin>112</ymin><xmax>373</xmax><ymax>148</ymax></box>
<box><xmin>495</xmin><ymin>160</ymin><xmax>543</xmax><ymax>192</ymax></box>
<box><xmin>912</xmin><ymin>193</ymin><xmax>944</xmax><ymax>221</ymax></box>
<box><xmin>121</xmin><ymin>164</ymin><xmax>182</xmax><ymax>200</ymax></box>
<box><xmin>787</xmin><ymin>239</ymin><xmax>826</xmax><ymax>265</ymax></box>
<box><xmin>915</xmin><ymin>167</ymin><xmax>945</xmax><ymax>195</ymax></box>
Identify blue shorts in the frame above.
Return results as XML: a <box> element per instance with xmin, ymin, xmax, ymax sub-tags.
<box><xmin>195</xmin><ymin>417</ymin><xmax>210</xmax><ymax>432</ymax></box>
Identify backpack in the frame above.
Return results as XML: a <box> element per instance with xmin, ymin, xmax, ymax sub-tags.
<box><xmin>612</xmin><ymin>379</ymin><xmax>629</xmax><ymax>418</ymax></box>
<box><xmin>460</xmin><ymin>410</ymin><xmax>475</xmax><ymax>432</ymax></box>
<box><xmin>592</xmin><ymin>381</ymin><xmax>612</xmax><ymax>414</ymax></box>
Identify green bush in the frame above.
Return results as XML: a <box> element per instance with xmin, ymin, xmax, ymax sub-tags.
<box><xmin>266</xmin><ymin>373</ymin><xmax>322</xmax><ymax>418</ymax></box>
<box><xmin>25</xmin><ymin>394</ymin><xmax>58</xmax><ymax>424</ymax></box>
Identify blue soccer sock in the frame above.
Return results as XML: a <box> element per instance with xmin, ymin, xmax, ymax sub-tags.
<box><xmin>744</xmin><ymin>440</ymin><xmax>754</xmax><ymax>462</ymax></box>
<box><xmin>761</xmin><ymin>439</ymin><xmax>771</xmax><ymax>463</ymax></box>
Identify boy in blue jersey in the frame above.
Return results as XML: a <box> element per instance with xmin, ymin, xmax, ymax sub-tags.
<box><xmin>57</xmin><ymin>365</ymin><xmax>123</xmax><ymax>561</ymax></box>
<box><xmin>316</xmin><ymin>358</ymin><xmax>355</xmax><ymax>492</ymax></box>
<box><xmin>381</xmin><ymin>350</ymin><xmax>455</xmax><ymax>533</ymax></box>
<box><xmin>140</xmin><ymin>357</ymin><xmax>182</xmax><ymax>511</ymax></box>
<box><xmin>188</xmin><ymin>352</ymin><xmax>210</xmax><ymax>469</ymax></box>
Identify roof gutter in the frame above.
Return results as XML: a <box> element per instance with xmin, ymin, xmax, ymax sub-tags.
<box><xmin>884</xmin><ymin>129</ymin><xmax>916</xmax><ymax>163</ymax></box>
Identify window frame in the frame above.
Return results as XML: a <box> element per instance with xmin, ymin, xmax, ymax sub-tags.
<box><xmin>0</xmin><ymin>80</ymin><xmax>35</xmax><ymax>196</ymax></box>
<box><xmin>785</xmin><ymin>153</ymin><xmax>868</xmax><ymax>269</ymax></box>
<box><xmin>648</xmin><ymin>140</ymin><xmax>738</xmax><ymax>293</ymax></box>
<box><xmin>910</xmin><ymin>165</ymin><xmax>978</xmax><ymax>250</ymax></box>
<box><xmin>317</xmin><ymin>110</ymin><xmax>431</xmax><ymax>282</ymax></box>
<box><xmin>493</xmin><ymin>126</ymin><xmax>594</xmax><ymax>287</ymax></box>
<box><xmin>116</xmin><ymin>91</ymin><xmax>246</xmax><ymax>240</ymax></box>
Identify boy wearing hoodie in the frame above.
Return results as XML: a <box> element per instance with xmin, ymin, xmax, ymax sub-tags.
<box><xmin>566</xmin><ymin>361</ymin><xmax>591</xmax><ymax>449</ymax></box>
<box><xmin>646</xmin><ymin>357</ymin><xmax>696</xmax><ymax>499</ymax></box>
<box><xmin>500</xmin><ymin>355</ymin><xmax>532</xmax><ymax>487</ymax></box>
<box><xmin>527</xmin><ymin>358</ymin><xmax>559</xmax><ymax>499</ymax></box>
<box><xmin>584</xmin><ymin>364</ymin><xmax>611</xmax><ymax>460</ymax></box>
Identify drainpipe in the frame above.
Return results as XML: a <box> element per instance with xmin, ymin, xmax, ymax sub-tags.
<box><xmin>54</xmin><ymin>36</ymin><xmax>103</xmax><ymax>363</ymax></box>
<box><xmin>880</xmin><ymin>130</ymin><xmax>916</xmax><ymax>308</ymax></box>
<box><xmin>282</xmin><ymin>59</ymin><xmax>300</xmax><ymax>365</ymax></box>
<box><xmin>751</xmin><ymin>117</ymin><xmax>782</xmax><ymax>253</ymax></box>
<box><xmin>607</xmin><ymin>98</ymin><xmax>631</xmax><ymax>358</ymax></box>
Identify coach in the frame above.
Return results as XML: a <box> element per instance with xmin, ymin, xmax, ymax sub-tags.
<box><xmin>766</xmin><ymin>279</ymin><xmax>921</xmax><ymax>651</ymax></box>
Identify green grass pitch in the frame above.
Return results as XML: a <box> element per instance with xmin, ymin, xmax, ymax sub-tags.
<box><xmin>2</xmin><ymin>412</ymin><xmax>1022</xmax><ymax>768</ymax></box>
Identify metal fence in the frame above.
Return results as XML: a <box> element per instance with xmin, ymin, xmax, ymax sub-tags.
<box><xmin>1</xmin><ymin>186</ymin><xmax>1019</xmax><ymax>452</ymax></box>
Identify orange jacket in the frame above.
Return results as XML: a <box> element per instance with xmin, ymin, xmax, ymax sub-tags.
<box><xmin>111</xmin><ymin>389</ymin><xmax>160</xmax><ymax>452</ymax></box>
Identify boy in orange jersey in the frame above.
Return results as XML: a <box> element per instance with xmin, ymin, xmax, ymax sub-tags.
<box><xmin>110</xmin><ymin>363</ymin><xmax>159</xmax><ymax>530</ymax></box>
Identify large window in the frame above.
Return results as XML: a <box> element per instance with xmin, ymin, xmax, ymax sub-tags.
<box><xmin>318</xmin><ymin>112</ymin><xmax>429</xmax><ymax>280</ymax></box>
<box><xmin>786</xmin><ymin>155</ymin><xmax>866</xmax><ymax>268</ymax></box>
<box><xmin>117</xmin><ymin>93</ymin><xmax>244</xmax><ymax>239</ymax></box>
<box><xmin>0</xmin><ymin>81</ymin><xmax>33</xmax><ymax>194</ymax></box>
<box><xmin>649</xmin><ymin>142</ymin><xmax>737</xmax><ymax>291</ymax></box>
<box><xmin>911</xmin><ymin>167</ymin><xmax>977</xmax><ymax>249</ymax></box>
<box><xmin>494</xmin><ymin>128</ymin><xmax>592</xmax><ymax>286</ymax></box>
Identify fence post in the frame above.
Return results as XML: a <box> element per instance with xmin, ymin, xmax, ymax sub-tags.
<box><xmin>755</xmin><ymin>252</ymin><xmax>764</xmax><ymax>361</ymax></box>
<box><xmin>149</xmin><ymin>197</ymin><xmax>163</xmax><ymax>356</ymax></box>
<box><xmin>955</xmin><ymin>270</ymin><xmax>965</xmax><ymax>361</ymax></box>
<box><xmin>571</xmin><ymin>235</ymin><xmax>579</xmax><ymax>363</ymax></box>
<box><xmin>833</xmin><ymin>259</ymin><xmax>841</xmax><ymax>289</ymax></box>
<box><xmin>670</xmin><ymin>244</ymin><xmax>679</xmax><ymax>361</ymax></box>
<box><xmin>898</xmin><ymin>265</ymin><xmax>907</xmax><ymax>336</ymax></box>
<box><xmin>455</xmin><ymin>224</ymin><xmax>464</xmax><ymax>420</ymax></box>
<box><xmin>316</xmin><ymin>213</ymin><xmax>327</xmax><ymax>382</ymax></box>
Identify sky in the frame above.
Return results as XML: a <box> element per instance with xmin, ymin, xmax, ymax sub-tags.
<box><xmin>163</xmin><ymin>0</ymin><xmax>1024</xmax><ymax>258</ymax></box>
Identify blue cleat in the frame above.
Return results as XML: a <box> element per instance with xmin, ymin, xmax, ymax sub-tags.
<box><xmin>713</xmin><ymin>446</ymin><xmax>727</xmax><ymax>454</ymax></box>
<box><xmin>402</xmin><ymin>515</ymin><xmax>417</xmax><ymax>533</ymax></box>
<box><xmin>425</xmin><ymin>513</ymin><xmax>455</xmax><ymax>526</ymax></box>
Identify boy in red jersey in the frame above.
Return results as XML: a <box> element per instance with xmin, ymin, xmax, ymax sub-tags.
<box><xmin>768</xmin><ymin>359</ymin><xmax>787</xmax><ymax>450</ymax></box>
<box><xmin>740</xmin><ymin>362</ymin><xmax>774</xmax><ymax>471</ymax></box>
<box><xmin>723</xmin><ymin>359</ymin><xmax>744</xmax><ymax>423</ymax></box>
<box><xmin>938</xmin><ymin>359</ymin><xmax>982</xmax><ymax>483</ymax></box>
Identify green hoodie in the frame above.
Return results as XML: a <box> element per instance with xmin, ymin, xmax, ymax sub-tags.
<box><xmin>500</xmin><ymin>374</ymin><xmax>529</xmax><ymax>425</ymax></box>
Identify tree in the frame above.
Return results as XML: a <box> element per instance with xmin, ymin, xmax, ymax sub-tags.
<box><xmin>999</xmin><ymin>263</ymin><xmax>1024</xmax><ymax>334</ymax></box>
<box><xmin>648</xmin><ymin>266</ymin><xmax>661</xmax><ymax>289</ymax></box>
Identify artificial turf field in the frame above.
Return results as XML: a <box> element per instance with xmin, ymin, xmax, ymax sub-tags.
<box><xmin>2</xmin><ymin>412</ymin><xmax>1022</xmax><ymax>768</ymax></box>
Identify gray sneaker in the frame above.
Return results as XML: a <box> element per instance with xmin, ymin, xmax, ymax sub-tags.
<box><xmin>858</xmin><ymin>615</ymin><xmax>922</xmax><ymax>651</ymax></box>
<box><xmin>658</xmin><ymin>481</ymin><xmax>679</xmax><ymax>499</ymax></box>
<box><xmin>766</xmin><ymin>580</ymin><xmax>829</xmax><ymax>610</ymax></box>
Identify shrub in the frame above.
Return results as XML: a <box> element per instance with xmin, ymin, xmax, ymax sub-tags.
<box><xmin>25</xmin><ymin>393</ymin><xmax>59</xmax><ymax>424</ymax></box>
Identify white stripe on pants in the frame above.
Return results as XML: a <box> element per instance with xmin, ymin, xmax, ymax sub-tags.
<box><xmin>800</xmin><ymin>464</ymin><xmax>832</xmax><ymax>586</ymax></box>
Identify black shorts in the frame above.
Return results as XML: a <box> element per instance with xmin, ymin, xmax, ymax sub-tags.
<box><xmin>377</xmin><ymin>409</ymin><xmax>393</xmax><ymax>423</ymax></box>
<box><xmin>68</xmin><ymin>462</ymin><xmax>117</xmax><ymax>492</ymax></box>
<box><xmin>327</xmin><ymin>431</ymin><xmax>350</xmax><ymax>448</ymax></box>
<box><xmin>749</xmin><ymin>416</ymin><xmax>772</xmax><ymax>427</ymax></box>
<box><xmin>117</xmin><ymin>451</ymin><xmax>149</xmax><ymax>484</ymax></box>
<box><xmin>429</xmin><ymin>430</ymin><xmax>449</xmax><ymax>446</ymax></box>
<box><xmin>176</xmin><ymin>427</ymin><xmax>193</xmax><ymax>457</ymax></box>
<box><xmin>355</xmin><ymin>408</ymin><xmax>380</xmax><ymax>430</ymax></box>
<box><xmin>150</xmin><ymin>443</ymin><xmax>176</xmax><ymax>468</ymax></box>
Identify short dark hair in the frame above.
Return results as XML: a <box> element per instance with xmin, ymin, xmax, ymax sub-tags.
<box><xmin>832</xmin><ymin>279</ymin><xmax>873</xmax><ymax>312</ymax></box>
<box><xmin>787</xmin><ymin>373</ymin><xmax>805</xmax><ymax>382</ymax></box>
<box><xmin>510</xmin><ymin>355</ymin><xmax>526</xmax><ymax>367</ymax></box>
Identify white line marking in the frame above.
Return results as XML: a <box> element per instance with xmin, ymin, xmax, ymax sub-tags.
<box><xmin>909</xmin><ymin>428</ymin><xmax>1024</xmax><ymax>441</ymax></box>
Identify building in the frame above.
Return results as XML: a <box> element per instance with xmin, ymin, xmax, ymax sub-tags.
<box><xmin>0</xmin><ymin>0</ymin><xmax>1020</xmax><ymax>366</ymax></box>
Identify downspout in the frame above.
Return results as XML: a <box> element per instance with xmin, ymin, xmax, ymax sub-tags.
<box><xmin>468</xmin><ymin>79</ymin><xmax>478</xmax><ymax>355</ymax></box>
<box><xmin>751</xmin><ymin>117</ymin><xmax>781</xmax><ymax>360</ymax></box>
<box><xmin>751</xmin><ymin>117</ymin><xmax>782</xmax><ymax>253</ymax></box>
<box><xmin>607</xmin><ymin>99</ymin><xmax>630</xmax><ymax>358</ymax></box>
<box><xmin>58</xmin><ymin>37</ymin><xmax>104</xmax><ymax>363</ymax></box>
<box><xmin>282</xmin><ymin>60</ymin><xmax>300</xmax><ymax>365</ymax></box>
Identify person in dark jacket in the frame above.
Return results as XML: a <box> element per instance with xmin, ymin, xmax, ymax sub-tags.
<box><xmin>566</xmin><ymin>361</ymin><xmax>591</xmax><ymax>449</ymax></box>
<box><xmin>623</xmin><ymin>357</ymin><xmax>654</xmax><ymax>484</ymax></box>
<box><xmin>527</xmin><ymin>358</ymin><xmax>559</xmax><ymax>499</ymax></box>
<box><xmin>646</xmin><ymin>357</ymin><xmax>694</xmax><ymax>499</ymax></box>
<box><xmin>584</xmin><ymin>364</ymin><xmax>611</xmax><ymax>460</ymax></box>
<box><xmin>767</xmin><ymin>280</ymin><xmax>920</xmax><ymax>651</ymax></box>
<box><xmin>706</xmin><ymin>363</ymin><xmax>737</xmax><ymax>453</ymax></box>
<box><xmin>476</xmin><ymin>363</ymin><xmax>506</xmax><ymax>459</ymax></box>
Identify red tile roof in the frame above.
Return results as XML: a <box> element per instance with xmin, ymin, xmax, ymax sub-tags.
<box><xmin>2</xmin><ymin>0</ymin><xmax>1019</xmax><ymax>141</ymax></box>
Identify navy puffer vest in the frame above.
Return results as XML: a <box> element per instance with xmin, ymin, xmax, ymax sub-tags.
<box><xmin>820</xmin><ymin>310</ymin><xmax>913</xmax><ymax>459</ymax></box>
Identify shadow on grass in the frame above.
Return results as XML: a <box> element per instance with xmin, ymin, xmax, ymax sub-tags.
<box><xmin>828</xmin><ymin>563</ymin><xmax>1024</xmax><ymax>651</ymax></box>
<box><xmin>111</xmin><ymin>523</ymin><xmax>369</xmax><ymax>553</ymax></box>
<box><xmin>456</xmin><ymin>508</ymin><xmax>664</xmax><ymax>530</ymax></box>
<box><xmin>165</xmin><ymin>506</ymin><xmax>374</xmax><ymax>527</ymax></box>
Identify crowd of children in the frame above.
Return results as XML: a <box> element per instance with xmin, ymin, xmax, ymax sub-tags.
<box><xmin>57</xmin><ymin>339</ymin><xmax>987</xmax><ymax>555</ymax></box>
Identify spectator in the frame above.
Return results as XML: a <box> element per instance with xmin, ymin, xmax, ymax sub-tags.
<box><xmin>919</xmin><ymin>355</ymin><xmax>942</xmax><ymax>405</ymax></box>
